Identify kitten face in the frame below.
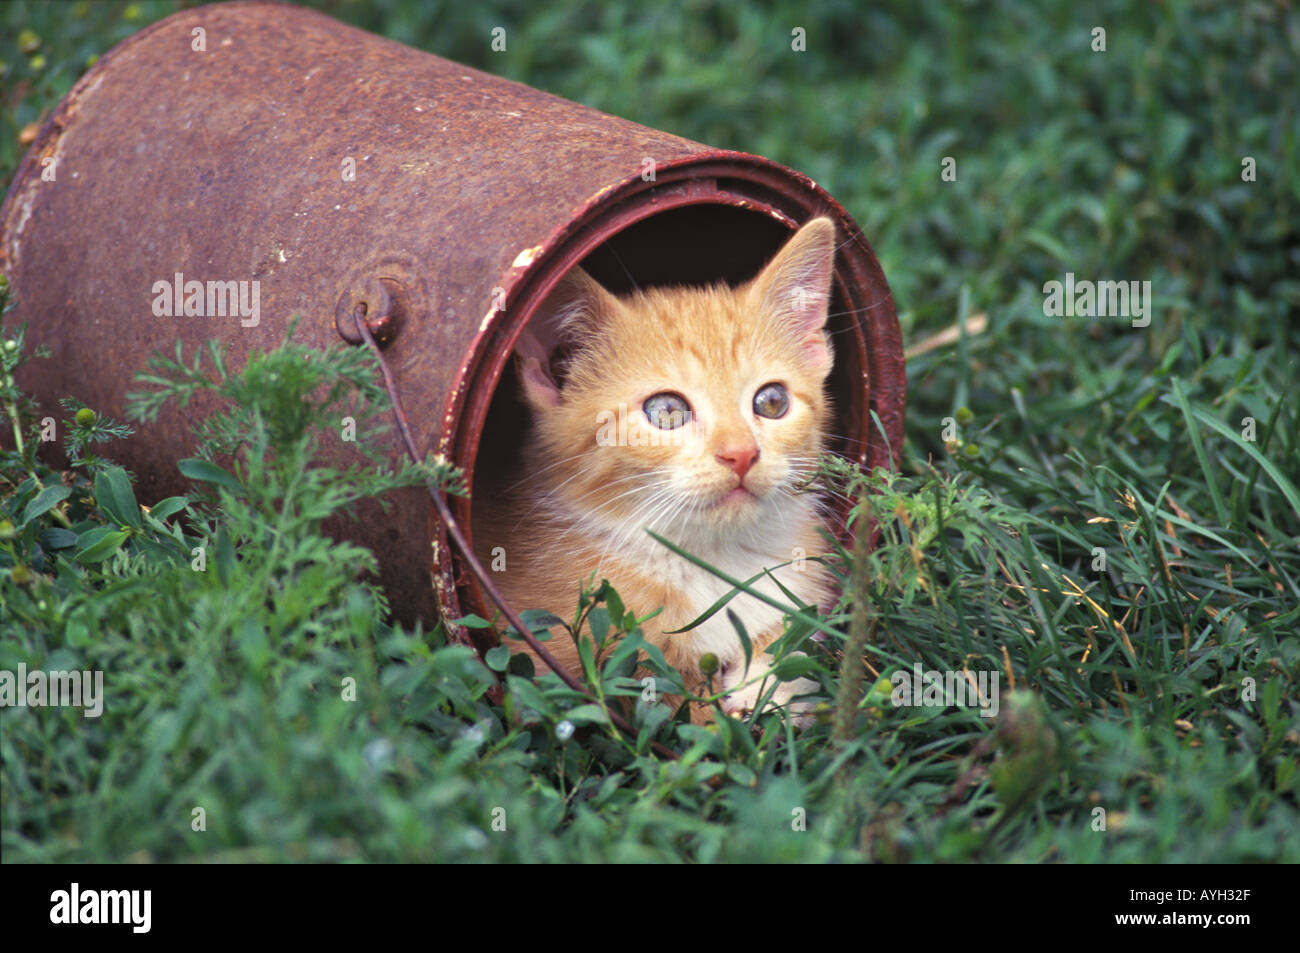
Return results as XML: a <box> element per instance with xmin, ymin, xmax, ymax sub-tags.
<box><xmin>516</xmin><ymin>217</ymin><xmax>837</xmax><ymax>548</ymax></box>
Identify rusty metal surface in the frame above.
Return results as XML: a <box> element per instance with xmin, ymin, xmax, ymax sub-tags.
<box><xmin>0</xmin><ymin>0</ymin><xmax>904</xmax><ymax>637</ymax></box>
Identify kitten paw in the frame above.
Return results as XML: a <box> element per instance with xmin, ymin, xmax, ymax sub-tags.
<box><xmin>721</xmin><ymin>675</ymin><xmax>822</xmax><ymax>728</ymax></box>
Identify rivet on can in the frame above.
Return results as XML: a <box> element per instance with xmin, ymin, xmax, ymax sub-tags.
<box><xmin>335</xmin><ymin>277</ymin><xmax>403</xmax><ymax>345</ymax></box>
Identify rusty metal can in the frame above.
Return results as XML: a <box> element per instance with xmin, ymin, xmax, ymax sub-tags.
<box><xmin>0</xmin><ymin>1</ymin><xmax>904</xmax><ymax>645</ymax></box>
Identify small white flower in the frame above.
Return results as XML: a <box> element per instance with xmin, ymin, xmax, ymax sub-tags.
<box><xmin>555</xmin><ymin>719</ymin><xmax>575</xmax><ymax>743</ymax></box>
<box><xmin>362</xmin><ymin>738</ymin><xmax>394</xmax><ymax>768</ymax></box>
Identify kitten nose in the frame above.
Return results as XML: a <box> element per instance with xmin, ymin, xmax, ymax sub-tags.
<box><xmin>716</xmin><ymin>444</ymin><xmax>759</xmax><ymax>480</ymax></box>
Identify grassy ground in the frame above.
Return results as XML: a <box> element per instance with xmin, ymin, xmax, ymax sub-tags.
<box><xmin>1</xmin><ymin>0</ymin><xmax>1297</xmax><ymax>862</ymax></box>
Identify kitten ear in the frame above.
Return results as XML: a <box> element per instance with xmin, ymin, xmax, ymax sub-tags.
<box><xmin>515</xmin><ymin>267</ymin><xmax>616</xmax><ymax>410</ymax></box>
<box><xmin>750</xmin><ymin>217</ymin><xmax>836</xmax><ymax>375</ymax></box>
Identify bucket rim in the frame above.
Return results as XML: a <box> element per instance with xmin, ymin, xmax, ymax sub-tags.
<box><xmin>432</xmin><ymin>149</ymin><xmax>905</xmax><ymax>643</ymax></box>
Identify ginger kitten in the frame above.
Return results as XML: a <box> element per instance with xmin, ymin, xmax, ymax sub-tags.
<box><xmin>473</xmin><ymin>217</ymin><xmax>838</xmax><ymax>721</ymax></box>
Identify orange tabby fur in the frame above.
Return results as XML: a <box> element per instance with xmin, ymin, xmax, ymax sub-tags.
<box><xmin>472</xmin><ymin>217</ymin><xmax>839</xmax><ymax>721</ymax></box>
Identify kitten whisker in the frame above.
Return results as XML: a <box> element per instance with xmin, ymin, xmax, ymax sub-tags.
<box><xmin>589</xmin><ymin>480</ymin><xmax>677</xmax><ymax>564</ymax></box>
<box><xmin>509</xmin><ymin>468</ymin><xmax>654</xmax><ymax>533</ymax></box>
<box><xmin>820</xmin><ymin>297</ymin><xmax>895</xmax><ymax>323</ymax></box>
<box><xmin>496</xmin><ymin>448</ymin><xmax>597</xmax><ymax>494</ymax></box>
<box><xmin>603</xmin><ymin>244</ymin><xmax>642</xmax><ymax>295</ymax></box>
<box><xmin>522</xmin><ymin>466</ymin><xmax>672</xmax><ymax>518</ymax></box>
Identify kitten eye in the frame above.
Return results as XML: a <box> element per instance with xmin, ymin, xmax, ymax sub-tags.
<box><xmin>643</xmin><ymin>392</ymin><xmax>692</xmax><ymax>429</ymax></box>
<box><xmin>753</xmin><ymin>383</ymin><xmax>790</xmax><ymax>419</ymax></box>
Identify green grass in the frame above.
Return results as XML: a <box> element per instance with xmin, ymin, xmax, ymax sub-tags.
<box><xmin>2</xmin><ymin>0</ymin><xmax>1297</xmax><ymax>862</ymax></box>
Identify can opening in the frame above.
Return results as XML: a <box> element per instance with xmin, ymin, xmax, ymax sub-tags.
<box><xmin>472</xmin><ymin>203</ymin><xmax>865</xmax><ymax>543</ymax></box>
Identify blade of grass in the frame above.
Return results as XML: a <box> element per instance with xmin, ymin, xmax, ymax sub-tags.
<box><xmin>1170</xmin><ymin>377</ymin><xmax>1230</xmax><ymax>526</ymax></box>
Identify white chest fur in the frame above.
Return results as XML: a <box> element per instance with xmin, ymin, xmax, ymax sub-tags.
<box><xmin>626</xmin><ymin>500</ymin><xmax>825</xmax><ymax>678</ymax></box>
<box><xmin>673</xmin><ymin>552</ymin><xmax>811</xmax><ymax>667</ymax></box>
